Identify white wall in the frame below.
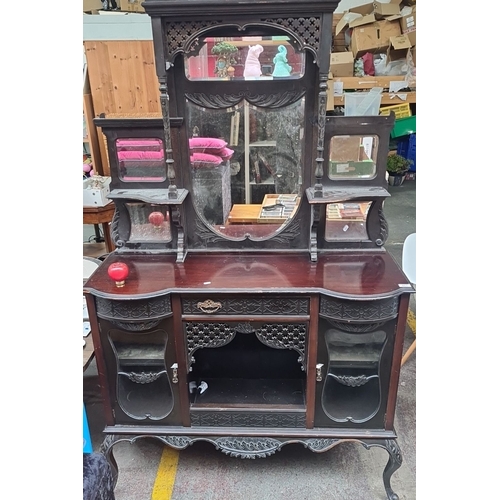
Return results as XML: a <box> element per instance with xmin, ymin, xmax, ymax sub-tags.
<box><xmin>335</xmin><ymin>0</ymin><xmax>393</xmax><ymax>13</ymax></box>
<box><xmin>83</xmin><ymin>12</ymin><xmax>153</xmax><ymax>40</ymax></box>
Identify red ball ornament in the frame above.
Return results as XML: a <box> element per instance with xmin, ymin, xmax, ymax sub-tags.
<box><xmin>148</xmin><ymin>211</ymin><xmax>164</xmax><ymax>228</ymax></box>
<box><xmin>108</xmin><ymin>262</ymin><xmax>129</xmax><ymax>287</ymax></box>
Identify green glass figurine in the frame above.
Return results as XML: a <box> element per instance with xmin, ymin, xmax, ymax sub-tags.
<box><xmin>272</xmin><ymin>45</ymin><xmax>292</xmax><ymax>77</ymax></box>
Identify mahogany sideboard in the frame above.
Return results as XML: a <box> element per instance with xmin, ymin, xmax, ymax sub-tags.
<box><xmin>83</xmin><ymin>1</ymin><xmax>415</xmax><ymax>498</ymax></box>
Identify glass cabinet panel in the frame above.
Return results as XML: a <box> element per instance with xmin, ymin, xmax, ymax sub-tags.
<box><xmin>109</xmin><ymin>329</ymin><xmax>174</xmax><ymax>420</ymax></box>
<box><xmin>325</xmin><ymin>201</ymin><xmax>371</xmax><ymax>242</ymax></box>
<box><xmin>321</xmin><ymin>328</ymin><xmax>386</xmax><ymax>423</ymax></box>
<box><xmin>125</xmin><ymin>203</ymin><xmax>172</xmax><ymax>243</ymax></box>
<box><xmin>116</xmin><ymin>138</ymin><xmax>166</xmax><ymax>182</ymax></box>
<box><xmin>184</xmin><ymin>36</ymin><xmax>305</xmax><ymax>81</ymax></box>
<box><xmin>328</xmin><ymin>135</ymin><xmax>378</xmax><ymax>180</ymax></box>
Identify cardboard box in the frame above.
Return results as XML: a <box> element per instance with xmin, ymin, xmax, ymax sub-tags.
<box><xmin>335</xmin><ymin>1</ymin><xmax>402</xmax><ymax>35</ymax></box>
<box><xmin>330</xmin><ymin>51</ymin><xmax>354</xmax><ymax>77</ymax></box>
<box><xmin>350</xmin><ymin>20</ymin><xmax>402</xmax><ymax>58</ymax></box>
<box><xmin>83</xmin><ymin>177</ymin><xmax>111</xmax><ymax>207</ymax></box>
<box><xmin>386</xmin><ymin>35</ymin><xmax>412</xmax><ymax>63</ymax></box>
<box><xmin>119</xmin><ymin>0</ymin><xmax>145</xmax><ymax>12</ymax></box>
<box><xmin>400</xmin><ymin>7</ymin><xmax>416</xmax><ymax>47</ymax></box>
<box><xmin>373</xmin><ymin>0</ymin><xmax>402</xmax><ymax>18</ymax></box>
<box><xmin>83</xmin><ymin>0</ymin><xmax>103</xmax><ymax>12</ymax></box>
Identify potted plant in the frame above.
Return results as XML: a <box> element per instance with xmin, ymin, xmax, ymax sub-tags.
<box><xmin>211</xmin><ymin>41</ymin><xmax>238</xmax><ymax>78</ymax></box>
<box><xmin>386</xmin><ymin>153</ymin><xmax>413</xmax><ymax>186</ymax></box>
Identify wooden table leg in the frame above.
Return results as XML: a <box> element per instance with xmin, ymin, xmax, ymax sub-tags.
<box><xmin>101</xmin><ymin>222</ymin><xmax>115</xmax><ymax>253</ymax></box>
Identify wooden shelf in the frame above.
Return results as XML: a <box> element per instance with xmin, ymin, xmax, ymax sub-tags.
<box><xmin>327</xmin><ymin>76</ymin><xmax>416</xmax><ymax>110</ymax></box>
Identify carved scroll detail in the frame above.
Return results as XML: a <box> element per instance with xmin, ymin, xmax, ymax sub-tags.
<box><xmin>328</xmin><ymin>373</ymin><xmax>378</xmax><ymax>387</ymax></box>
<box><xmin>118</xmin><ymin>370</ymin><xmax>166</xmax><ymax>384</ymax></box>
<box><xmin>185</xmin><ymin>90</ymin><xmax>306</xmax><ymax>110</ymax></box>
<box><xmin>111</xmin><ymin>320</ymin><xmax>161</xmax><ymax>332</ymax></box>
<box><xmin>214</xmin><ymin>437</ymin><xmax>283</xmax><ymax>458</ymax></box>
<box><xmin>377</xmin><ymin>207</ymin><xmax>389</xmax><ymax>246</ymax></box>
<box><xmin>111</xmin><ymin>208</ymin><xmax>125</xmax><ymax>248</ymax></box>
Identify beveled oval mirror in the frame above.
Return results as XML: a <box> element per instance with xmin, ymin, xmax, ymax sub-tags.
<box><xmin>183</xmin><ymin>35</ymin><xmax>306</xmax><ymax>239</ymax></box>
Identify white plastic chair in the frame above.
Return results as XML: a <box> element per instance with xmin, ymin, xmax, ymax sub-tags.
<box><xmin>83</xmin><ymin>256</ymin><xmax>101</xmax><ymax>284</ymax></box>
<box><xmin>401</xmin><ymin>233</ymin><xmax>416</xmax><ymax>366</ymax></box>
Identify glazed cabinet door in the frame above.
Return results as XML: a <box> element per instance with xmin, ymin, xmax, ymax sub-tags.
<box><xmin>93</xmin><ymin>295</ymin><xmax>182</xmax><ymax>425</ymax></box>
<box><xmin>314</xmin><ymin>295</ymin><xmax>399</xmax><ymax>429</ymax></box>
<box><xmin>180</xmin><ymin>295</ymin><xmax>311</xmax><ymax>428</ymax></box>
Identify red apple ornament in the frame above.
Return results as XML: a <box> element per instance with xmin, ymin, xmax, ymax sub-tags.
<box><xmin>108</xmin><ymin>262</ymin><xmax>129</xmax><ymax>288</ymax></box>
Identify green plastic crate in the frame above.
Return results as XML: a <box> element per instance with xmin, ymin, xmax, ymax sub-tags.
<box><xmin>391</xmin><ymin>115</ymin><xmax>416</xmax><ymax>138</ymax></box>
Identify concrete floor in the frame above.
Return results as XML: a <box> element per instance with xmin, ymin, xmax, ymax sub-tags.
<box><xmin>83</xmin><ymin>179</ymin><xmax>416</xmax><ymax>500</ymax></box>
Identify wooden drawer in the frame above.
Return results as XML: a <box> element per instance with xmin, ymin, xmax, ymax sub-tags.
<box><xmin>319</xmin><ymin>296</ymin><xmax>398</xmax><ymax>323</ymax></box>
<box><xmin>182</xmin><ymin>296</ymin><xmax>310</xmax><ymax>316</ymax></box>
<box><xmin>95</xmin><ymin>295</ymin><xmax>172</xmax><ymax>321</ymax></box>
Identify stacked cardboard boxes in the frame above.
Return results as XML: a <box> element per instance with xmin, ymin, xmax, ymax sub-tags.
<box><xmin>119</xmin><ymin>0</ymin><xmax>145</xmax><ymax>12</ymax></box>
<box><xmin>331</xmin><ymin>0</ymin><xmax>416</xmax><ymax>77</ymax></box>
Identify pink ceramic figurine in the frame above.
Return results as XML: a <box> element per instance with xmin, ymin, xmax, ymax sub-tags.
<box><xmin>243</xmin><ymin>44</ymin><xmax>264</xmax><ymax>78</ymax></box>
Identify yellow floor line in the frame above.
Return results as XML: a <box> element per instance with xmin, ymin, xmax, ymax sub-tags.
<box><xmin>407</xmin><ymin>309</ymin><xmax>416</xmax><ymax>335</ymax></box>
<box><xmin>151</xmin><ymin>447</ymin><xmax>179</xmax><ymax>500</ymax></box>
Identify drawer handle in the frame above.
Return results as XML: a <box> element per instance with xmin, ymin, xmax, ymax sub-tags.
<box><xmin>196</xmin><ymin>300</ymin><xmax>222</xmax><ymax>314</ymax></box>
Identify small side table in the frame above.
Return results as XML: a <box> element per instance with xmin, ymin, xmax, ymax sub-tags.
<box><xmin>83</xmin><ymin>202</ymin><xmax>116</xmax><ymax>254</ymax></box>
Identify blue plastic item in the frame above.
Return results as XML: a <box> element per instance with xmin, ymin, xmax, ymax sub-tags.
<box><xmin>83</xmin><ymin>404</ymin><xmax>93</xmax><ymax>453</ymax></box>
<box><xmin>397</xmin><ymin>133</ymin><xmax>416</xmax><ymax>172</ymax></box>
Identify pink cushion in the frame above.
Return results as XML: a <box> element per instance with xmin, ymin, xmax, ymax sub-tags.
<box><xmin>118</xmin><ymin>151</ymin><xmax>164</xmax><ymax>160</ymax></box>
<box><xmin>219</xmin><ymin>147</ymin><xmax>234</xmax><ymax>161</ymax></box>
<box><xmin>190</xmin><ymin>152</ymin><xmax>223</xmax><ymax>168</ymax></box>
<box><xmin>189</xmin><ymin>137</ymin><xmax>227</xmax><ymax>153</ymax></box>
<box><xmin>116</xmin><ymin>139</ymin><xmax>162</xmax><ymax>150</ymax></box>
<box><xmin>123</xmin><ymin>177</ymin><xmax>164</xmax><ymax>182</ymax></box>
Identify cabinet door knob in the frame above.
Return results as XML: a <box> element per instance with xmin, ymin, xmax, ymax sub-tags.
<box><xmin>171</xmin><ymin>363</ymin><xmax>178</xmax><ymax>383</ymax></box>
<box><xmin>316</xmin><ymin>363</ymin><xmax>324</xmax><ymax>382</ymax></box>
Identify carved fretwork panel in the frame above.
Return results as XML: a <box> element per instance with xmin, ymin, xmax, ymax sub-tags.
<box><xmin>185</xmin><ymin>322</ymin><xmax>236</xmax><ymax>370</ymax></box>
<box><xmin>95</xmin><ymin>295</ymin><xmax>172</xmax><ymax>321</ymax></box>
<box><xmin>165</xmin><ymin>20</ymin><xmax>224</xmax><ymax>57</ymax></box>
<box><xmin>185</xmin><ymin>321</ymin><xmax>307</xmax><ymax>371</ymax></box>
<box><xmin>182</xmin><ymin>296</ymin><xmax>309</xmax><ymax>315</ymax></box>
<box><xmin>255</xmin><ymin>323</ymin><xmax>306</xmax><ymax>370</ymax></box>
<box><xmin>262</xmin><ymin>17</ymin><xmax>321</xmax><ymax>54</ymax></box>
<box><xmin>320</xmin><ymin>296</ymin><xmax>398</xmax><ymax>322</ymax></box>
<box><xmin>191</xmin><ymin>411</ymin><xmax>306</xmax><ymax>427</ymax></box>
<box><xmin>164</xmin><ymin>17</ymin><xmax>321</xmax><ymax>63</ymax></box>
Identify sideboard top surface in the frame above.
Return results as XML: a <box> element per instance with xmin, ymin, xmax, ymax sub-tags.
<box><xmin>84</xmin><ymin>252</ymin><xmax>413</xmax><ymax>300</ymax></box>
